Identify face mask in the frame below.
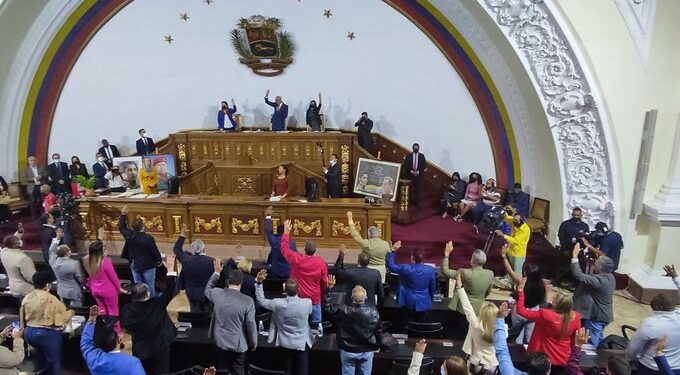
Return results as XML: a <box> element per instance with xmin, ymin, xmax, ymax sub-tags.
<box><xmin>97</xmin><ymin>157</ymin><xmax>105</xmax><ymax>162</ymax></box>
<box><xmin>440</xmin><ymin>366</ymin><xmax>446</xmax><ymax>375</ymax></box>
<box><xmin>17</xmin><ymin>240</ymin><xmax>23</xmax><ymax>248</ymax></box>
<box><xmin>73</xmin><ymin>160</ymin><xmax>79</xmax><ymax>164</ymax></box>
<box><xmin>142</xmin><ymin>133</ymin><xmax>147</xmax><ymax>138</ymax></box>
<box><xmin>53</xmin><ymin>159</ymin><xmax>60</xmax><ymax>163</ymax></box>
<box><xmin>222</xmin><ymin>105</ymin><xmax>227</xmax><ymax>109</ymax></box>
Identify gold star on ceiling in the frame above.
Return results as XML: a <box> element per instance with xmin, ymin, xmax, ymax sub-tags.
<box><xmin>204</xmin><ymin>0</ymin><xmax>213</xmax><ymax>4</ymax></box>
<box><xmin>164</xmin><ymin>35</ymin><xmax>174</xmax><ymax>44</ymax></box>
<box><xmin>323</xmin><ymin>9</ymin><xmax>332</xmax><ymax>18</ymax></box>
<box><xmin>180</xmin><ymin>13</ymin><xmax>189</xmax><ymax>21</ymax></box>
<box><xmin>347</xmin><ymin>32</ymin><xmax>356</xmax><ymax>41</ymax></box>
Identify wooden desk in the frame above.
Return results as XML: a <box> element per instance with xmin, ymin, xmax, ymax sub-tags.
<box><xmin>79</xmin><ymin>195</ymin><xmax>391</xmax><ymax>246</ymax></box>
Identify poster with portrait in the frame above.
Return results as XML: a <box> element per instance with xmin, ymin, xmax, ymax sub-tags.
<box><xmin>354</xmin><ymin>158</ymin><xmax>401</xmax><ymax>201</ymax></box>
<box><xmin>112</xmin><ymin>156</ymin><xmax>143</xmax><ymax>192</ymax></box>
<box><xmin>150</xmin><ymin>154</ymin><xmax>176</xmax><ymax>191</ymax></box>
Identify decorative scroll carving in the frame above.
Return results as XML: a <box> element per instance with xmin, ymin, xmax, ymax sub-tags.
<box><xmin>282</xmin><ymin>145</ymin><xmax>287</xmax><ymax>157</ymax></box>
<box><xmin>247</xmin><ymin>144</ymin><xmax>253</xmax><ymax>156</ymax></box>
<box><xmin>480</xmin><ymin>0</ymin><xmax>615</xmax><ymax>227</ymax></box>
<box><xmin>332</xmin><ymin>220</ymin><xmax>361</xmax><ymax>237</ymax></box>
<box><xmin>79</xmin><ymin>213</ymin><xmax>89</xmax><ymax>231</ymax></box>
<box><xmin>399</xmin><ymin>185</ymin><xmax>409</xmax><ymax>212</ymax></box>
<box><xmin>294</xmin><ymin>145</ymin><xmax>299</xmax><ymax>157</ymax></box>
<box><xmin>213</xmin><ymin>143</ymin><xmax>220</xmax><ymax>157</ymax></box>
<box><xmin>194</xmin><ymin>216</ymin><xmax>223</xmax><ymax>233</ymax></box>
<box><xmin>233</xmin><ymin>176</ymin><xmax>256</xmax><ymax>193</ymax></box>
<box><xmin>259</xmin><ymin>145</ymin><xmax>264</xmax><ymax>156</ymax></box>
<box><xmin>373</xmin><ymin>220</ymin><xmax>385</xmax><ymax>239</ymax></box>
<box><xmin>172</xmin><ymin>215</ymin><xmax>182</xmax><ymax>234</ymax></box>
<box><xmin>236</xmin><ymin>145</ymin><xmax>241</xmax><ymax>156</ymax></box>
<box><xmin>101</xmin><ymin>214</ymin><xmax>118</xmax><ymax>231</ymax></box>
<box><xmin>225</xmin><ymin>145</ymin><xmax>231</xmax><ymax>157</ymax></box>
<box><xmin>270</xmin><ymin>145</ymin><xmax>276</xmax><ymax>157</ymax></box>
<box><xmin>191</xmin><ymin>144</ymin><xmax>197</xmax><ymax>157</ymax></box>
<box><xmin>293</xmin><ymin>219</ymin><xmax>322</xmax><ymax>236</ymax></box>
<box><xmin>271</xmin><ymin>218</ymin><xmax>281</xmax><ymax>234</ymax></box>
<box><xmin>341</xmin><ymin>144</ymin><xmax>351</xmax><ymax>195</ymax></box>
<box><xmin>139</xmin><ymin>215</ymin><xmax>164</xmax><ymax>232</ymax></box>
<box><xmin>231</xmin><ymin>218</ymin><xmax>260</xmax><ymax>234</ymax></box>
<box><xmin>177</xmin><ymin>143</ymin><xmax>188</xmax><ymax>175</ymax></box>
<box><xmin>202</xmin><ymin>145</ymin><xmax>208</xmax><ymax>157</ymax></box>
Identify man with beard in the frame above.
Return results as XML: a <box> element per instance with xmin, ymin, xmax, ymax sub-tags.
<box><xmin>119</xmin><ymin>161</ymin><xmax>140</xmax><ymax>189</ymax></box>
<box><xmin>558</xmin><ymin>207</ymin><xmax>590</xmax><ymax>252</ymax></box>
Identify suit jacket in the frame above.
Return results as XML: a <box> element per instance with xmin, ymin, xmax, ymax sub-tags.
<box><xmin>0</xmin><ymin>248</ymin><xmax>35</xmax><ymax>296</ymax></box>
<box><xmin>21</xmin><ymin>165</ymin><xmax>48</xmax><ymax>192</ymax></box>
<box><xmin>325</xmin><ymin>162</ymin><xmax>342</xmax><ymax>198</ymax></box>
<box><xmin>98</xmin><ymin>145</ymin><xmax>120</xmax><ymax>166</ymax></box>
<box><xmin>119</xmin><ymin>215</ymin><xmax>162</xmax><ymax>272</ymax></box>
<box><xmin>354</xmin><ymin>119</ymin><xmax>374</xmax><ymax>151</ymax></box>
<box><xmin>334</xmin><ymin>255</ymin><xmax>384</xmax><ymax>306</ymax></box>
<box><xmin>173</xmin><ymin>236</ymin><xmax>214</xmax><ymax>303</ymax></box>
<box><xmin>403</xmin><ymin>152</ymin><xmax>426</xmax><ymax>178</ymax></box>
<box><xmin>571</xmin><ymin>262</ymin><xmax>614</xmax><ymax>323</ymax></box>
<box><xmin>46</xmin><ymin>161</ymin><xmax>71</xmax><ymax>193</ymax></box>
<box><xmin>255</xmin><ymin>283</ymin><xmax>314</xmax><ymax>351</ymax></box>
<box><xmin>205</xmin><ymin>273</ymin><xmax>257</xmax><ymax>352</ymax></box>
<box><xmin>386</xmin><ymin>252</ymin><xmax>435</xmax><ymax>312</ymax></box>
<box><xmin>440</xmin><ymin>258</ymin><xmax>494</xmax><ymax>314</ymax></box>
<box><xmin>265</xmin><ymin>97</ymin><xmax>288</xmax><ymax>131</ymax></box>
<box><xmin>48</xmin><ymin>238</ymin><xmax>84</xmax><ymax>301</ymax></box>
<box><xmin>92</xmin><ymin>162</ymin><xmax>109</xmax><ymax>189</ymax></box>
<box><xmin>135</xmin><ymin>137</ymin><xmax>156</xmax><ymax>155</ymax></box>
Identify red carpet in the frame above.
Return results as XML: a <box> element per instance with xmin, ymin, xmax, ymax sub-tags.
<box><xmin>0</xmin><ymin>212</ymin><xmax>42</xmax><ymax>249</ymax></box>
<box><xmin>391</xmin><ymin>214</ymin><xmax>562</xmax><ymax>278</ymax></box>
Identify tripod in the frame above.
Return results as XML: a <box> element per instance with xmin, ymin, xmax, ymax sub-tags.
<box><xmin>483</xmin><ymin>230</ymin><xmax>496</xmax><ymax>254</ymax></box>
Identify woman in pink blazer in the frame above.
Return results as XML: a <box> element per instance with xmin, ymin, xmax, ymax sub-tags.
<box><xmin>82</xmin><ymin>241</ymin><xmax>124</xmax><ymax>333</ymax></box>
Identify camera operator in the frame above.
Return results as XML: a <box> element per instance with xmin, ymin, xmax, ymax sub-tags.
<box><xmin>581</xmin><ymin>222</ymin><xmax>624</xmax><ymax>272</ymax></box>
<box><xmin>558</xmin><ymin>207</ymin><xmax>590</xmax><ymax>252</ymax></box>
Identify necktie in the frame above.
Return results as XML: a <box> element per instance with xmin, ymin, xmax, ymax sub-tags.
<box><xmin>144</xmin><ymin>138</ymin><xmax>148</xmax><ymax>147</ymax></box>
<box><xmin>56</xmin><ymin>163</ymin><xmax>63</xmax><ymax>179</ymax></box>
<box><xmin>101</xmin><ymin>162</ymin><xmax>107</xmax><ymax>171</ymax></box>
<box><xmin>106</xmin><ymin>147</ymin><xmax>112</xmax><ymax>159</ymax></box>
<box><xmin>413</xmin><ymin>153</ymin><xmax>418</xmax><ymax>171</ymax></box>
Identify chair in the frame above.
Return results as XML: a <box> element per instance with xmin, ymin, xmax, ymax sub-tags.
<box><xmin>599</xmin><ymin>324</ymin><xmax>637</xmax><ymax>350</ymax></box>
<box><xmin>177</xmin><ymin>311</ymin><xmax>212</xmax><ymax>326</ymax></box>
<box><xmin>405</xmin><ymin>322</ymin><xmax>443</xmax><ymax>339</ymax></box>
<box><xmin>390</xmin><ymin>356</ymin><xmax>434</xmax><ymax>375</ymax></box>
<box><xmin>168</xmin><ymin>176</ymin><xmax>180</xmax><ymax>194</ymax></box>
<box><xmin>163</xmin><ymin>366</ymin><xmax>205</xmax><ymax>375</ymax></box>
<box><xmin>526</xmin><ymin>197</ymin><xmax>549</xmax><ymax>234</ymax></box>
<box><xmin>249</xmin><ymin>363</ymin><xmax>286</xmax><ymax>375</ymax></box>
<box><xmin>6</xmin><ymin>182</ymin><xmax>29</xmax><ymax>214</ymax></box>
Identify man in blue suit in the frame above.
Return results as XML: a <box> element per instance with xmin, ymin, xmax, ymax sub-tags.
<box><xmin>173</xmin><ymin>223</ymin><xmax>215</xmax><ymax>312</ymax></box>
<box><xmin>92</xmin><ymin>152</ymin><xmax>109</xmax><ymax>189</ymax></box>
<box><xmin>135</xmin><ymin>128</ymin><xmax>156</xmax><ymax>155</ymax></box>
<box><xmin>264</xmin><ymin>89</ymin><xmax>288</xmax><ymax>131</ymax></box>
<box><xmin>386</xmin><ymin>241</ymin><xmax>436</xmax><ymax>322</ymax></box>
<box><xmin>264</xmin><ymin>206</ymin><xmax>295</xmax><ymax>279</ymax></box>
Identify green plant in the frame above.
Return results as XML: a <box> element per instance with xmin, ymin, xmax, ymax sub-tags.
<box><xmin>73</xmin><ymin>175</ymin><xmax>96</xmax><ymax>189</ymax></box>
<box><xmin>231</xmin><ymin>29</ymin><xmax>252</xmax><ymax>59</ymax></box>
<box><xmin>277</xmin><ymin>31</ymin><xmax>296</xmax><ymax>59</ymax></box>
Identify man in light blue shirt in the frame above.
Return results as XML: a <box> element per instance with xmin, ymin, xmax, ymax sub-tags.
<box><xmin>494</xmin><ymin>302</ymin><xmax>551</xmax><ymax>375</ymax></box>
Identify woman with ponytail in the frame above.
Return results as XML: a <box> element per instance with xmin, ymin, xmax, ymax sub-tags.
<box><xmin>515</xmin><ymin>277</ymin><xmax>581</xmax><ymax>371</ymax></box>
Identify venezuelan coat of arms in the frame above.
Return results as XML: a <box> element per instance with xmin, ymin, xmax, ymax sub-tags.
<box><xmin>230</xmin><ymin>15</ymin><xmax>296</xmax><ymax>77</ymax></box>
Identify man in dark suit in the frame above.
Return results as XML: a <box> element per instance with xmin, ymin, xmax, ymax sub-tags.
<box><xmin>334</xmin><ymin>247</ymin><xmax>384</xmax><ymax>306</ymax></box>
<box><xmin>119</xmin><ymin>205</ymin><xmax>162</xmax><ymax>297</ymax></box>
<box><xmin>205</xmin><ymin>267</ymin><xmax>257</xmax><ymax>375</ymax></box>
<box><xmin>264</xmin><ymin>89</ymin><xmax>288</xmax><ymax>131</ymax></box>
<box><xmin>173</xmin><ymin>224</ymin><xmax>214</xmax><ymax>312</ymax></box>
<box><xmin>324</xmin><ymin>153</ymin><xmax>342</xmax><ymax>198</ymax></box>
<box><xmin>46</xmin><ymin>153</ymin><xmax>71</xmax><ymax>194</ymax></box>
<box><xmin>92</xmin><ymin>152</ymin><xmax>109</xmax><ymax>189</ymax></box>
<box><xmin>20</xmin><ymin>155</ymin><xmax>48</xmax><ymax>218</ymax></box>
<box><xmin>40</xmin><ymin>212</ymin><xmax>60</xmax><ymax>264</ymax></box>
<box><xmin>135</xmin><ymin>128</ymin><xmax>156</xmax><ymax>155</ymax></box>
<box><xmin>403</xmin><ymin>143</ymin><xmax>426</xmax><ymax>205</ymax></box>
<box><xmin>354</xmin><ymin>112</ymin><xmax>374</xmax><ymax>153</ymax></box>
<box><xmin>98</xmin><ymin>139</ymin><xmax>120</xmax><ymax>167</ymax></box>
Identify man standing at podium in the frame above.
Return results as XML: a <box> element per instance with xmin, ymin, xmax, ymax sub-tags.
<box><xmin>265</xmin><ymin>89</ymin><xmax>288</xmax><ymax>131</ymax></box>
<box><xmin>403</xmin><ymin>143</ymin><xmax>426</xmax><ymax>205</ymax></box>
<box><xmin>324</xmin><ymin>154</ymin><xmax>342</xmax><ymax>198</ymax></box>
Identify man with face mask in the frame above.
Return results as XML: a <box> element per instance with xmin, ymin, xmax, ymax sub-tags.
<box><xmin>135</xmin><ymin>128</ymin><xmax>156</xmax><ymax>155</ymax></box>
<box><xmin>557</xmin><ymin>207</ymin><xmax>590</xmax><ymax>252</ymax></box>
<box><xmin>324</xmin><ymin>153</ymin><xmax>342</xmax><ymax>198</ymax></box>
<box><xmin>20</xmin><ymin>155</ymin><xmax>48</xmax><ymax>218</ymax></box>
<box><xmin>93</xmin><ymin>152</ymin><xmax>110</xmax><ymax>189</ymax></box>
<box><xmin>46</xmin><ymin>153</ymin><xmax>71</xmax><ymax>194</ymax></box>
<box><xmin>354</xmin><ymin>112</ymin><xmax>374</xmax><ymax>153</ymax></box>
<box><xmin>505</xmin><ymin>182</ymin><xmax>530</xmax><ymax>219</ymax></box>
<box><xmin>264</xmin><ymin>90</ymin><xmax>288</xmax><ymax>131</ymax></box>
<box><xmin>403</xmin><ymin>143</ymin><xmax>427</xmax><ymax>206</ymax></box>
<box><xmin>98</xmin><ymin>139</ymin><xmax>120</xmax><ymax>168</ymax></box>
<box><xmin>306</xmin><ymin>93</ymin><xmax>322</xmax><ymax>131</ymax></box>
<box><xmin>581</xmin><ymin>222</ymin><xmax>624</xmax><ymax>271</ymax></box>
<box><xmin>495</xmin><ymin>212</ymin><xmax>531</xmax><ymax>280</ymax></box>
<box><xmin>217</xmin><ymin>99</ymin><xmax>238</xmax><ymax>132</ymax></box>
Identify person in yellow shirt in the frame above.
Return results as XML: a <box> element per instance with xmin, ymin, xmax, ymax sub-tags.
<box><xmin>139</xmin><ymin>156</ymin><xmax>158</xmax><ymax>194</ymax></box>
<box><xmin>495</xmin><ymin>210</ymin><xmax>530</xmax><ymax>281</ymax></box>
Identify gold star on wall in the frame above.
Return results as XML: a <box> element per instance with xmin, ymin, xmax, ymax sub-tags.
<box><xmin>347</xmin><ymin>32</ymin><xmax>356</xmax><ymax>41</ymax></box>
<box><xmin>204</xmin><ymin>0</ymin><xmax>213</xmax><ymax>4</ymax></box>
<box><xmin>164</xmin><ymin>35</ymin><xmax>174</xmax><ymax>43</ymax></box>
<box><xmin>180</xmin><ymin>13</ymin><xmax>189</xmax><ymax>21</ymax></box>
<box><xmin>323</xmin><ymin>9</ymin><xmax>332</xmax><ymax>18</ymax></box>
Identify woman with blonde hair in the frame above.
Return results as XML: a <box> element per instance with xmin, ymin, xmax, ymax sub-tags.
<box><xmin>516</xmin><ymin>277</ymin><xmax>580</xmax><ymax>370</ymax></box>
<box><xmin>82</xmin><ymin>240</ymin><xmax>126</xmax><ymax>333</ymax></box>
<box><xmin>454</xmin><ymin>273</ymin><xmax>499</xmax><ymax>374</ymax></box>
<box><xmin>139</xmin><ymin>156</ymin><xmax>158</xmax><ymax>194</ymax></box>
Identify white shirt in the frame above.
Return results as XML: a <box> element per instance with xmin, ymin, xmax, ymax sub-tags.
<box><xmin>105</xmin><ymin>172</ymin><xmax>128</xmax><ymax>188</ymax></box>
<box><xmin>30</xmin><ymin>166</ymin><xmax>39</xmax><ymax>183</ymax></box>
<box><xmin>627</xmin><ymin>309</ymin><xmax>680</xmax><ymax>370</ymax></box>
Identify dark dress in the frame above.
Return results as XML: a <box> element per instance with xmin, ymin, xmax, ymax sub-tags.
<box><xmin>69</xmin><ymin>163</ymin><xmax>89</xmax><ymax>178</ymax></box>
<box><xmin>306</xmin><ymin>103</ymin><xmax>322</xmax><ymax>131</ymax></box>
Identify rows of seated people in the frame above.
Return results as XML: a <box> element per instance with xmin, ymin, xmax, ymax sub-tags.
<box><xmin>0</xmin><ymin>200</ymin><xmax>672</xmax><ymax>375</ymax></box>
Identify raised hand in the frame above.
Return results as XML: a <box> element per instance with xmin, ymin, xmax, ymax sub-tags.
<box><xmin>265</xmin><ymin>89</ymin><xmax>270</xmax><ymax>97</ymax></box>
<box><xmin>121</xmin><ymin>205</ymin><xmax>129</xmax><ymax>215</ymax></box>
<box><xmin>444</xmin><ymin>241</ymin><xmax>453</xmax><ymax>257</ymax></box>
<box><xmin>572</xmin><ymin>242</ymin><xmax>582</xmax><ymax>259</ymax></box>
<box><xmin>55</xmin><ymin>227</ymin><xmax>64</xmax><ymax>240</ymax></box>
<box><xmin>517</xmin><ymin>277</ymin><xmax>527</xmax><ymax>292</ymax></box>
<box><xmin>89</xmin><ymin>305</ymin><xmax>100</xmax><ymax>322</ymax></box>
<box><xmin>203</xmin><ymin>367</ymin><xmax>216</xmax><ymax>375</ymax></box>
<box><xmin>284</xmin><ymin>219</ymin><xmax>292</xmax><ymax>234</ymax></box>
<box><xmin>327</xmin><ymin>274</ymin><xmax>336</xmax><ymax>289</ymax></box>
<box><xmin>455</xmin><ymin>272</ymin><xmax>463</xmax><ymax>289</ymax></box>
<box><xmin>346</xmin><ymin>211</ymin><xmax>354</xmax><ymax>225</ymax></box>
<box><xmin>656</xmin><ymin>336</ymin><xmax>668</xmax><ymax>355</ymax></box>
<box><xmin>256</xmin><ymin>269</ymin><xmax>268</xmax><ymax>283</ymax></box>
<box><xmin>497</xmin><ymin>302</ymin><xmax>510</xmax><ymax>318</ymax></box>
<box><xmin>664</xmin><ymin>265</ymin><xmax>677</xmax><ymax>279</ymax></box>
<box><xmin>501</xmin><ymin>244</ymin><xmax>508</xmax><ymax>258</ymax></box>
<box><xmin>392</xmin><ymin>240</ymin><xmax>402</xmax><ymax>251</ymax></box>
<box><xmin>213</xmin><ymin>258</ymin><xmax>223</xmax><ymax>274</ymax></box>
<box><xmin>339</xmin><ymin>244</ymin><xmax>348</xmax><ymax>256</ymax></box>
<box><xmin>574</xmin><ymin>328</ymin><xmax>591</xmax><ymax>347</ymax></box>
<box><xmin>180</xmin><ymin>223</ymin><xmax>187</xmax><ymax>237</ymax></box>
<box><xmin>415</xmin><ymin>339</ymin><xmax>427</xmax><ymax>353</ymax></box>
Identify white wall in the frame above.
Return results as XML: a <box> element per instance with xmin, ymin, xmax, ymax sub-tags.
<box><xmin>50</xmin><ymin>0</ymin><xmax>496</xmax><ymax>180</ymax></box>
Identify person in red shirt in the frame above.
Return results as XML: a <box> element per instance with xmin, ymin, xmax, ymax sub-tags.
<box><xmin>41</xmin><ymin>184</ymin><xmax>56</xmax><ymax>213</ymax></box>
<box><xmin>280</xmin><ymin>219</ymin><xmax>328</xmax><ymax>324</ymax></box>
<box><xmin>516</xmin><ymin>277</ymin><xmax>581</xmax><ymax>370</ymax></box>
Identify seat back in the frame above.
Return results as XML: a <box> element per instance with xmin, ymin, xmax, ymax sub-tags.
<box><xmin>391</xmin><ymin>356</ymin><xmax>434</xmax><ymax>375</ymax></box>
<box><xmin>249</xmin><ymin>363</ymin><xmax>286</xmax><ymax>375</ymax></box>
<box><xmin>405</xmin><ymin>321</ymin><xmax>443</xmax><ymax>339</ymax></box>
<box><xmin>168</xmin><ymin>176</ymin><xmax>180</xmax><ymax>194</ymax></box>
<box><xmin>529</xmin><ymin>197</ymin><xmax>549</xmax><ymax>222</ymax></box>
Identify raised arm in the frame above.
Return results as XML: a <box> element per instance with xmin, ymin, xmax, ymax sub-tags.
<box><xmin>118</xmin><ymin>206</ymin><xmax>132</xmax><ymax>239</ymax></box>
<box><xmin>385</xmin><ymin>251</ymin><xmax>405</xmax><ymax>275</ymax></box>
<box><xmin>48</xmin><ymin>237</ymin><xmax>60</xmax><ymax>269</ymax></box>
<box><xmin>570</xmin><ymin>244</ymin><xmax>602</xmax><ymax>288</ymax></box>
<box><xmin>334</xmin><ymin>245</ymin><xmax>346</xmax><ymax>280</ymax></box>
<box><xmin>494</xmin><ymin>314</ymin><xmax>523</xmax><ymax>375</ymax></box>
<box><xmin>440</xmin><ymin>241</ymin><xmax>458</xmax><ymax>279</ymax></box>
<box><xmin>80</xmin><ymin>322</ymin><xmax>102</xmax><ymax>364</ymax></box>
<box><xmin>500</xmin><ymin>245</ymin><xmax>521</xmax><ymax>285</ymax></box>
<box><xmin>347</xmin><ymin>212</ymin><xmax>370</xmax><ymax>247</ymax></box>
<box><xmin>173</xmin><ymin>225</ymin><xmax>187</xmax><ymax>263</ymax></box>
<box><xmin>322</xmin><ymin>275</ymin><xmax>340</xmax><ymax>317</ymax></box>
<box><xmin>264</xmin><ymin>208</ymin><xmax>278</xmax><ymax>246</ymax></box>
<box><xmin>204</xmin><ymin>259</ymin><xmax>222</xmax><ymax>302</ymax></box>
<box><xmin>280</xmin><ymin>221</ymin><xmax>300</xmax><ymax>267</ymax></box>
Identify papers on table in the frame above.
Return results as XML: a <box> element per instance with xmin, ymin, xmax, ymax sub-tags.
<box><xmin>269</xmin><ymin>196</ymin><xmax>282</xmax><ymax>202</ymax></box>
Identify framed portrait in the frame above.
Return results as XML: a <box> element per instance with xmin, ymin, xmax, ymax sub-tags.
<box><xmin>112</xmin><ymin>156</ymin><xmax>143</xmax><ymax>192</ymax></box>
<box><xmin>149</xmin><ymin>154</ymin><xmax>176</xmax><ymax>191</ymax></box>
<box><xmin>354</xmin><ymin>158</ymin><xmax>401</xmax><ymax>201</ymax></box>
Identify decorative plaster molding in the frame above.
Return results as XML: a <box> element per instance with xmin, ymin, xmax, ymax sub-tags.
<box><xmin>478</xmin><ymin>0</ymin><xmax>616</xmax><ymax>229</ymax></box>
<box><xmin>615</xmin><ymin>0</ymin><xmax>657</xmax><ymax>66</ymax></box>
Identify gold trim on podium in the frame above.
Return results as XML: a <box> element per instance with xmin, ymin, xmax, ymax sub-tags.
<box><xmin>293</xmin><ymin>219</ymin><xmax>322</xmax><ymax>236</ymax></box>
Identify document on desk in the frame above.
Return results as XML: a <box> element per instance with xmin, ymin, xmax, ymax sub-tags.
<box><xmin>130</xmin><ymin>194</ymin><xmax>149</xmax><ymax>199</ymax></box>
<box><xmin>269</xmin><ymin>196</ymin><xmax>282</xmax><ymax>202</ymax></box>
